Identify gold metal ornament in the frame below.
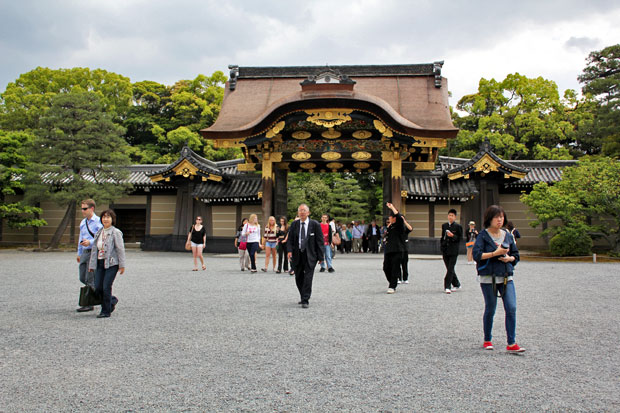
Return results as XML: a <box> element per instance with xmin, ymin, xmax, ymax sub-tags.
<box><xmin>305</xmin><ymin>109</ymin><xmax>353</xmax><ymax>128</ymax></box>
<box><xmin>353</xmin><ymin>162</ymin><xmax>370</xmax><ymax>169</ymax></box>
<box><xmin>292</xmin><ymin>152</ymin><xmax>312</xmax><ymax>161</ymax></box>
<box><xmin>352</xmin><ymin>151</ymin><xmax>372</xmax><ymax>161</ymax></box>
<box><xmin>292</xmin><ymin>131</ymin><xmax>311</xmax><ymax>140</ymax></box>
<box><xmin>326</xmin><ymin>162</ymin><xmax>343</xmax><ymax>170</ymax></box>
<box><xmin>352</xmin><ymin>130</ymin><xmax>372</xmax><ymax>140</ymax></box>
<box><xmin>265</xmin><ymin>121</ymin><xmax>285</xmax><ymax>138</ymax></box>
<box><xmin>321</xmin><ymin>152</ymin><xmax>341</xmax><ymax>160</ymax></box>
<box><xmin>321</xmin><ymin>128</ymin><xmax>341</xmax><ymax>139</ymax></box>
<box><xmin>300</xmin><ymin>162</ymin><xmax>316</xmax><ymax>170</ymax></box>
<box><xmin>373</xmin><ymin>119</ymin><xmax>393</xmax><ymax>137</ymax></box>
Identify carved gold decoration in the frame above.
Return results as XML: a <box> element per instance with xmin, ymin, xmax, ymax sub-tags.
<box><xmin>391</xmin><ymin>158</ymin><xmax>402</xmax><ymax>178</ymax></box>
<box><xmin>411</xmin><ymin>137</ymin><xmax>447</xmax><ymax>148</ymax></box>
<box><xmin>305</xmin><ymin>109</ymin><xmax>353</xmax><ymax>128</ymax></box>
<box><xmin>353</xmin><ymin>162</ymin><xmax>370</xmax><ymax>169</ymax></box>
<box><xmin>292</xmin><ymin>152</ymin><xmax>312</xmax><ymax>161</ymax></box>
<box><xmin>413</xmin><ymin>162</ymin><xmax>436</xmax><ymax>171</ymax></box>
<box><xmin>447</xmin><ymin>153</ymin><xmax>527</xmax><ymax>180</ymax></box>
<box><xmin>257</xmin><ymin>191</ymin><xmax>263</xmax><ymax>199</ymax></box>
<box><xmin>300</xmin><ymin>162</ymin><xmax>316</xmax><ymax>170</ymax></box>
<box><xmin>292</xmin><ymin>131</ymin><xmax>311</xmax><ymax>140</ymax></box>
<box><xmin>321</xmin><ymin>151</ymin><xmax>341</xmax><ymax>160</ymax></box>
<box><xmin>401</xmin><ymin>190</ymin><xmax>408</xmax><ymax>198</ymax></box>
<box><xmin>373</xmin><ymin>119</ymin><xmax>393</xmax><ymax>137</ymax></box>
<box><xmin>150</xmin><ymin>174</ymin><xmax>164</xmax><ymax>182</ymax></box>
<box><xmin>352</xmin><ymin>130</ymin><xmax>372</xmax><ymax>140</ymax></box>
<box><xmin>326</xmin><ymin>162</ymin><xmax>343</xmax><ymax>170</ymax></box>
<box><xmin>207</xmin><ymin>174</ymin><xmax>223</xmax><ymax>182</ymax></box>
<box><xmin>173</xmin><ymin>159</ymin><xmax>198</xmax><ymax>178</ymax></box>
<box><xmin>213</xmin><ymin>138</ymin><xmax>246</xmax><ymax>148</ymax></box>
<box><xmin>237</xmin><ymin>163</ymin><xmax>257</xmax><ymax>171</ymax></box>
<box><xmin>321</xmin><ymin>128</ymin><xmax>341</xmax><ymax>139</ymax></box>
<box><xmin>265</xmin><ymin>121</ymin><xmax>285</xmax><ymax>138</ymax></box>
<box><xmin>352</xmin><ymin>151</ymin><xmax>372</xmax><ymax>161</ymax></box>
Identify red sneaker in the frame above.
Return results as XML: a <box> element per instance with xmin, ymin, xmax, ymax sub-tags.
<box><xmin>483</xmin><ymin>341</ymin><xmax>494</xmax><ymax>350</ymax></box>
<box><xmin>506</xmin><ymin>343</ymin><xmax>526</xmax><ymax>353</ymax></box>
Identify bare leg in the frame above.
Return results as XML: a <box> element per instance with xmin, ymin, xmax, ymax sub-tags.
<box><xmin>192</xmin><ymin>246</ymin><xmax>198</xmax><ymax>270</ymax></box>
<box><xmin>198</xmin><ymin>246</ymin><xmax>205</xmax><ymax>269</ymax></box>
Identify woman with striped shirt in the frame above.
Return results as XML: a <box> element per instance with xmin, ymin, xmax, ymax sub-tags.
<box><xmin>261</xmin><ymin>216</ymin><xmax>278</xmax><ymax>272</ymax></box>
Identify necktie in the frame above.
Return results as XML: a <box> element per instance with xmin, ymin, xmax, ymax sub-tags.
<box><xmin>300</xmin><ymin>221</ymin><xmax>306</xmax><ymax>251</ymax></box>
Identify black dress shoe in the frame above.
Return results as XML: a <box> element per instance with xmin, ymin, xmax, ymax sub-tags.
<box><xmin>301</xmin><ymin>303</ymin><xmax>309</xmax><ymax>309</ymax></box>
<box><xmin>298</xmin><ymin>301</ymin><xmax>303</xmax><ymax>305</ymax></box>
<box><xmin>96</xmin><ymin>313</ymin><xmax>110</xmax><ymax>318</ymax></box>
<box><xmin>76</xmin><ymin>306</ymin><xmax>94</xmax><ymax>313</ymax></box>
<box><xmin>328</xmin><ymin>267</ymin><xmax>335</xmax><ymax>273</ymax></box>
<box><xmin>111</xmin><ymin>297</ymin><xmax>118</xmax><ymax>313</ymax></box>
<box><xmin>319</xmin><ymin>268</ymin><xmax>325</xmax><ymax>272</ymax></box>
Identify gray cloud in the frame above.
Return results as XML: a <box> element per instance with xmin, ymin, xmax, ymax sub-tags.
<box><xmin>1</xmin><ymin>0</ymin><xmax>619</xmax><ymax>103</ymax></box>
<box><xmin>564</xmin><ymin>36</ymin><xmax>601</xmax><ymax>52</ymax></box>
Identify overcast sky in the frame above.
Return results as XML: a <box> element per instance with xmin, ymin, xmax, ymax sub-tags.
<box><xmin>1</xmin><ymin>0</ymin><xmax>619</xmax><ymax>106</ymax></box>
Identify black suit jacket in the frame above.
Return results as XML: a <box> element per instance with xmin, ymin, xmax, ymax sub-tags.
<box><xmin>441</xmin><ymin>222</ymin><xmax>463</xmax><ymax>256</ymax></box>
<box><xmin>287</xmin><ymin>219</ymin><xmax>325</xmax><ymax>268</ymax></box>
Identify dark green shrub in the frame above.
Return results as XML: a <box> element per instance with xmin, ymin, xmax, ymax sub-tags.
<box><xmin>549</xmin><ymin>225</ymin><xmax>593</xmax><ymax>256</ymax></box>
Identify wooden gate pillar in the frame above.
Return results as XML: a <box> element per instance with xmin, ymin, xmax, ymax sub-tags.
<box><xmin>261</xmin><ymin>155</ymin><xmax>273</xmax><ymax>225</ymax></box>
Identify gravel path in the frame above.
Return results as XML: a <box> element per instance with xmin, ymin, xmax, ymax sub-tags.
<box><xmin>1</xmin><ymin>250</ymin><xmax>619</xmax><ymax>412</ymax></box>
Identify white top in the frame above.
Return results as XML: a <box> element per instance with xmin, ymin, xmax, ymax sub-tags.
<box><xmin>298</xmin><ymin>218</ymin><xmax>309</xmax><ymax>249</ymax></box>
<box><xmin>244</xmin><ymin>223</ymin><xmax>261</xmax><ymax>243</ymax></box>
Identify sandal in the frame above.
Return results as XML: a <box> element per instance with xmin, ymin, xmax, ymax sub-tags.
<box><xmin>202</xmin><ymin>265</ymin><xmax>206</xmax><ymax>271</ymax></box>
<box><xmin>261</xmin><ymin>268</ymin><xmax>267</xmax><ymax>272</ymax></box>
<box><xmin>192</xmin><ymin>268</ymin><xmax>198</xmax><ymax>271</ymax></box>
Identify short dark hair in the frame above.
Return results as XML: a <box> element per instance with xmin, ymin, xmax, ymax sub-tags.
<box><xmin>100</xmin><ymin>209</ymin><xmax>117</xmax><ymax>226</ymax></box>
<box><xmin>483</xmin><ymin>205</ymin><xmax>507</xmax><ymax>228</ymax></box>
<box><xmin>448</xmin><ymin>209</ymin><xmax>457</xmax><ymax>216</ymax></box>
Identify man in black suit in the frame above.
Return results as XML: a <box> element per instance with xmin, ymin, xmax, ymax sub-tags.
<box><xmin>287</xmin><ymin>204</ymin><xmax>324</xmax><ymax>308</ymax></box>
<box><xmin>441</xmin><ymin>208</ymin><xmax>463</xmax><ymax>294</ymax></box>
<box><xmin>366</xmin><ymin>220</ymin><xmax>380</xmax><ymax>253</ymax></box>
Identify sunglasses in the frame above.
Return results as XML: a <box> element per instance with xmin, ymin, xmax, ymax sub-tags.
<box><xmin>81</xmin><ymin>207</ymin><xmax>91</xmax><ymax>211</ymax></box>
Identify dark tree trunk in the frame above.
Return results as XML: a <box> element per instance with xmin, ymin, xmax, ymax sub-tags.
<box><xmin>69</xmin><ymin>205</ymin><xmax>76</xmax><ymax>244</ymax></box>
<box><xmin>46</xmin><ymin>203</ymin><xmax>74</xmax><ymax>250</ymax></box>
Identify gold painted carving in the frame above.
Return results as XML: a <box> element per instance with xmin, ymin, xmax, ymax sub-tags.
<box><xmin>292</xmin><ymin>152</ymin><xmax>312</xmax><ymax>161</ymax></box>
<box><xmin>413</xmin><ymin>162</ymin><xmax>436</xmax><ymax>171</ymax></box>
<box><xmin>321</xmin><ymin>128</ymin><xmax>341</xmax><ymax>139</ymax></box>
<box><xmin>257</xmin><ymin>191</ymin><xmax>263</xmax><ymax>199</ymax></box>
<box><xmin>391</xmin><ymin>158</ymin><xmax>402</xmax><ymax>178</ymax></box>
<box><xmin>352</xmin><ymin>130</ymin><xmax>372</xmax><ymax>140</ymax></box>
<box><xmin>353</xmin><ymin>162</ymin><xmax>370</xmax><ymax>169</ymax></box>
<box><xmin>207</xmin><ymin>174</ymin><xmax>223</xmax><ymax>182</ymax></box>
<box><xmin>173</xmin><ymin>159</ymin><xmax>198</xmax><ymax>178</ymax></box>
<box><xmin>150</xmin><ymin>173</ymin><xmax>164</xmax><ymax>182</ymax></box>
<box><xmin>401</xmin><ymin>190</ymin><xmax>408</xmax><ymax>198</ymax></box>
<box><xmin>292</xmin><ymin>131</ymin><xmax>311</xmax><ymax>140</ymax></box>
<box><xmin>326</xmin><ymin>162</ymin><xmax>343</xmax><ymax>170</ymax></box>
<box><xmin>213</xmin><ymin>138</ymin><xmax>246</xmax><ymax>148</ymax></box>
<box><xmin>305</xmin><ymin>109</ymin><xmax>353</xmax><ymax>128</ymax></box>
<box><xmin>237</xmin><ymin>163</ymin><xmax>257</xmax><ymax>172</ymax></box>
<box><xmin>373</xmin><ymin>120</ymin><xmax>393</xmax><ymax>138</ymax></box>
<box><xmin>321</xmin><ymin>152</ymin><xmax>341</xmax><ymax>161</ymax></box>
<box><xmin>265</xmin><ymin>121</ymin><xmax>285</xmax><ymax>138</ymax></box>
<box><xmin>352</xmin><ymin>151</ymin><xmax>372</xmax><ymax>161</ymax></box>
<box><xmin>300</xmin><ymin>162</ymin><xmax>316</xmax><ymax>170</ymax></box>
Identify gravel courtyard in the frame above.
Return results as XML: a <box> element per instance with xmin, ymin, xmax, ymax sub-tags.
<box><xmin>1</xmin><ymin>250</ymin><xmax>618</xmax><ymax>412</ymax></box>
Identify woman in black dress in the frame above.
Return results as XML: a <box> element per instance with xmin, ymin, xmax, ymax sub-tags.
<box><xmin>186</xmin><ymin>216</ymin><xmax>206</xmax><ymax>271</ymax></box>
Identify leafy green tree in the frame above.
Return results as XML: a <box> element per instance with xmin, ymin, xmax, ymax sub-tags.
<box><xmin>327</xmin><ymin>175</ymin><xmax>367</xmax><ymax>222</ymax></box>
<box><xmin>0</xmin><ymin>130</ymin><xmax>46</xmax><ymax>240</ymax></box>
<box><xmin>25</xmin><ymin>91</ymin><xmax>132</xmax><ymax>248</ymax></box>
<box><xmin>521</xmin><ymin>157</ymin><xmax>620</xmax><ymax>255</ymax></box>
<box><xmin>578</xmin><ymin>44</ymin><xmax>620</xmax><ymax>158</ymax></box>
<box><xmin>451</xmin><ymin>73</ymin><xmax>590</xmax><ymax>160</ymax></box>
<box><xmin>0</xmin><ymin>67</ymin><xmax>132</xmax><ymax>131</ymax></box>
<box><xmin>287</xmin><ymin>173</ymin><xmax>330</xmax><ymax>221</ymax></box>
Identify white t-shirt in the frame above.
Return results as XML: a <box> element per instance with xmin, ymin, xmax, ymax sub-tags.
<box><xmin>244</xmin><ymin>224</ymin><xmax>261</xmax><ymax>243</ymax></box>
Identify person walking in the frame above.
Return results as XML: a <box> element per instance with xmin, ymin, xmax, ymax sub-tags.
<box><xmin>383</xmin><ymin>202</ymin><xmax>406</xmax><ymax>294</ymax></box>
<box><xmin>243</xmin><ymin>214</ymin><xmax>262</xmax><ymax>273</ymax></box>
<box><xmin>287</xmin><ymin>204</ymin><xmax>324</xmax><ymax>308</ymax></box>
<box><xmin>88</xmin><ymin>209</ymin><xmax>125</xmax><ymax>318</ymax></box>
<box><xmin>340</xmin><ymin>223</ymin><xmax>352</xmax><ymax>254</ymax></box>
<box><xmin>352</xmin><ymin>221</ymin><xmax>363</xmax><ymax>253</ymax></box>
<box><xmin>466</xmin><ymin>221</ymin><xmax>479</xmax><ymax>264</ymax></box>
<box><xmin>441</xmin><ymin>208</ymin><xmax>463</xmax><ymax>294</ymax></box>
<box><xmin>277</xmin><ymin>217</ymin><xmax>290</xmax><ymax>274</ymax></box>
<box><xmin>76</xmin><ymin>199</ymin><xmax>103</xmax><ymax>312</ymax></box>
<box><xmin>473</xmin><ymin>205</ymin><xmax>525</xmax><ymax>353</ymax></box>
<box><xmin>234</xmin><ymin>218</ymin><xmax>251</xmax><ymax>271</ymax></box>
<box><xmin>319</xmin><ymin>213</ymin><xmax>335</xmax><ymax>273</ymax></box>
<box><xmin>186</xmin><ymin>216</ymin><xmax>206</xmax><ymax>271</ymax></box>
<box><xmin>506</xmin><ymin>221</ymin><xmax>521</xmax><ymax>245</ymax></box>
<box><xmin>262</xmin><ymin>216</ymin><xmax>278</xmax><ymax>272</ymax></box>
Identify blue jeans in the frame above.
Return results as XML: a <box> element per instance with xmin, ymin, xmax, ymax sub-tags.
<box><xmin>246</xmin><ymin>242</ymin><xmax>260</xmax><ymax>270</ymax></box>
<box><xmin>480</xmin><ymin>281</ymin><xmax>517</xmax><ymax>345</ymax></box>
<box><xmin>320</xmin><ymin>244</ymin><xmax>333</xmax><ymax>269</ymax></box>
<box><xmin>94</xmin><ymin>260</ymin><xmax>119</xmax><ymax>316</ymax></box>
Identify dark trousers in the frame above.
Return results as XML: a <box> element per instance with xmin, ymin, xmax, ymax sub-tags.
<box><xmin>277</xmin><ymin>243</ymin><xmax>289</xmax><ymax>272</ymax></box>
<box><xmin>442</xmin><ymin>254</ymin><xmax>460</xmax><ymax>289</ymax></box>
<box><xmin>294</xmin><ymin>252</ymin><xmax>315</xmax><ymax>304</ymax></box>
<box><xmin>369</xmin><ymin>235</ymin><xmax>380</xmax><ymax>253</ymax></box>
<box><xmin>94</xmin><ymin>259</ymin><xmax>118</xmax><ymax>315</ymax></box>
<box><xmin>362</xmin><ymin>236</ymin><xmax>369</xmax><ymax>252</ymax></box>
<box><xmin>399</xmin><ymin>250</ymin><xmax>409</xmax><ymax>281</ymax></box>
<box><xmin>383</xmin><ymin>252</ymin><xmax>401</xmax><ymax>289</ymax></box>
<box><xmin>247</xmin><ymin>242</ymin><xmax>259</xmax><ymax>270</ymax></box>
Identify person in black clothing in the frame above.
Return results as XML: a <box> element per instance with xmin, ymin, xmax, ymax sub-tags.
<box><xmin>441</xmin><ymin>208</ymin><xmax>463</xmax><ymax>294</ymax></box>
<box><xmin>383</xmin><ymin>202</ymin><xmax>406</xmax><ymax>294</ymax></box>
<box><xmin>186</xmin><ymin>216</ymin><xmax>207</xmax><ymax>271</ymax></box>
<box><xmin>366</xmin><ymin>220</ymin><xmax>380</xmax><ymax>253</ymax></box>
<box><xmin>399</xmin><ymin>217</ymin><xmax>413</xmax><ymax>284</ymax></box>
<box><xmin>276</xmin><ymin>216</ymin><xmax>290</xmax><ymax>274</ymax></box>
<box><xmin>287</xmin><ymin>204</ymin><xmax>324</xmax><ymax>308</ymax></box>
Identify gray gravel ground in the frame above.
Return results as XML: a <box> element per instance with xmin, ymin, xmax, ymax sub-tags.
<box><xmin>1</xmin><ymin>249</ymin><xmax>619</xmax><ymax>412</ymax></box>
